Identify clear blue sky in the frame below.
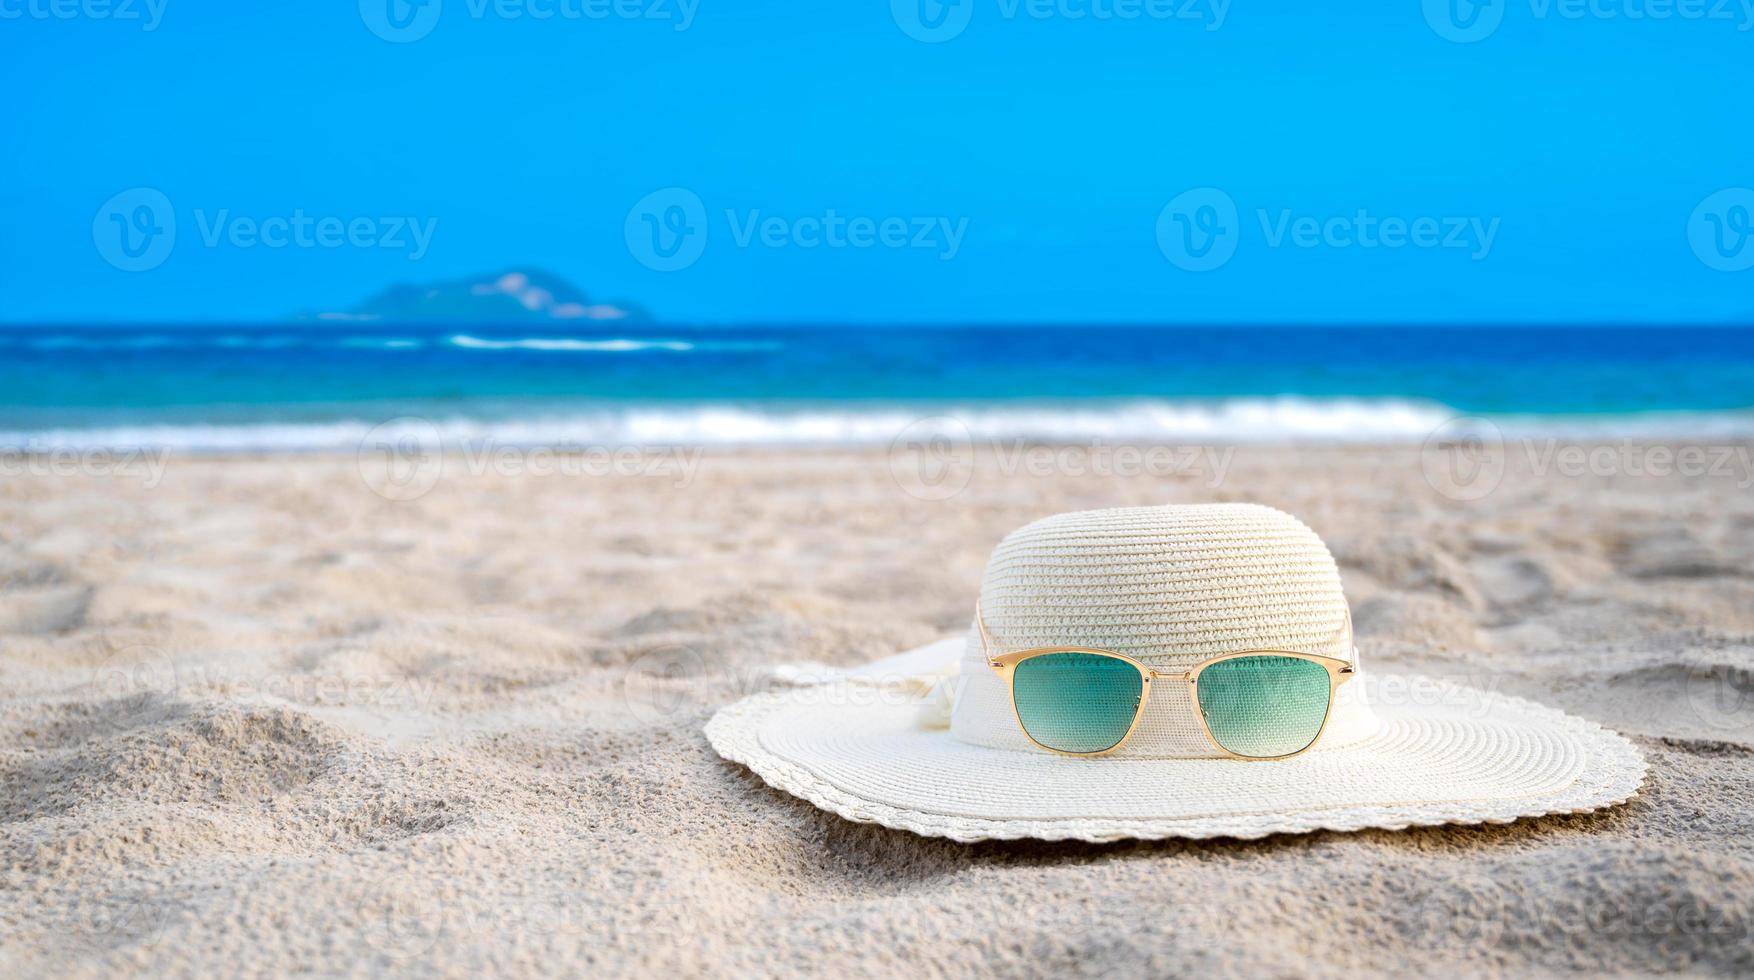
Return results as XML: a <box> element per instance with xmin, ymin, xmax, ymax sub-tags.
<box><xmin>4</xmin><ymin>1</ymin><xmax>1752</xmax><ymax>324</ymax></box>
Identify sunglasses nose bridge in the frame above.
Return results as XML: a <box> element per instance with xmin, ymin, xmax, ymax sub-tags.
<box><xmin>1145</xmin><ymin>669</ymin><xmax>1191</xmax><ymax>682</ymax></box>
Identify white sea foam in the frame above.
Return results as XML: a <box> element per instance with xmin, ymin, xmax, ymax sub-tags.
<box><xmin>26</xmin><ymin>334</ymin><xmax>182</xmax><ymax>350</ymax></box>
<box><xmin>1</xmin><ymin>332</ymin><xmax>781</xmax><ymax>353</ymax></box>
<box><xmin>3</xmin><ymin>398</ymin><xmax>1750</xmax><ymax>453</ymax></box>
<box><xmin>445</xmin><ymin>334</ymin><xmax>781</xmax><ymax>353</ymax></box>
<box><xmin>448</xmin><ymin>334</ymin><xmax>692</xmax><ymax>352</ymax></box>
<box><xmin>339</xmin><ymin>337</ymin><xmax>426</xmax><ymax>350</ymax></box>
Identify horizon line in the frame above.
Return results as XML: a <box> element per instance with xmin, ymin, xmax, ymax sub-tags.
<box><xmin>3</xmin><ymin>319</ymin><xmax>1753</xmax><ymax>331</ymax></box>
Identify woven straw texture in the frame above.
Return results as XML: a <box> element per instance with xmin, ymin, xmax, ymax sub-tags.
<box><xmin>705</xmin><ymin>503</ymin><xmax>1648</xmax><ymax>842</ymax></box>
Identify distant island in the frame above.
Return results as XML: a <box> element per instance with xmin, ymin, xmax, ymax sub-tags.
<box><xmin>301</xmin><ymin>269</ymin><xmax>650</xmax><ymax>324</ymax></box>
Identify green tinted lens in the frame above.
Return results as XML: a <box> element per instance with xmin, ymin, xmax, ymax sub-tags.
<box><xmin>1195</xmin><ymin>655</ymin><xmax>1333</xmax><ymax>759</ymax></box>
<box><xmin>1011</xmin><ymin>652</ymin><xmax>1144</xmax><ymax>754</ymax></box>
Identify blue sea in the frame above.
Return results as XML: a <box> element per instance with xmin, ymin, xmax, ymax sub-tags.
<box><xmin>2</xmin><ymin>324</ymin><xmax>1752</xmax><ymax>450</ymax></box>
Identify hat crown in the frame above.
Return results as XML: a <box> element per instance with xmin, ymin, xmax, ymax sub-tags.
<box><xmin>976</xmin><ymin>502</ymin><xmax>1351</xmax><ymax>664</ymax></box>
<box><xmin>953</xmin><ymin>503</ymin><xmax>1371</xmax><ymax>759</ymax></box>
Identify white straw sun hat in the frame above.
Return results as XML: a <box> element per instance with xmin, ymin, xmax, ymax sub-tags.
<box><xmin>706</xmin><ymin>503</ymin><xmax>1646</xmax><ymax>842</ymax></box>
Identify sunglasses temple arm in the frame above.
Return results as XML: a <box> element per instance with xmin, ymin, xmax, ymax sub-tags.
<box><xmin>974</xmin><ymin>599</ymin><xmax>994</xmax><ymax>661</ymax></box>
<box><xmin>1340</xmin><ymin>603</ymin><xmax>1361</xmax><ymax>678</ymax></box>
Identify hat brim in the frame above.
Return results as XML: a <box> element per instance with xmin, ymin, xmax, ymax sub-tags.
<box><xmin>705</xmin><ymin>653</ymin><xmax>1647</xmax><ymax>843</ymax></box>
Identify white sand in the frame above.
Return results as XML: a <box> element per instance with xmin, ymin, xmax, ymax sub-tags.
<box><xmin>2</xmin><ymin>445</ymin><xmax>1751</xmax><ymax>977</ymax></box>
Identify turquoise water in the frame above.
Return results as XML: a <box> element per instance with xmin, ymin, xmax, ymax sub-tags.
<box><xmin>2</xmin><ymin>325</ymin><xmax>1751</xmax><ymax>448</ymax></box>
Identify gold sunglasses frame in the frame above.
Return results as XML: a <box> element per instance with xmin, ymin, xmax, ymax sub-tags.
<box><xmin>977</xmin><ymin>603</ymin><xmax>1356</xmax><ymax>761</ymax></box>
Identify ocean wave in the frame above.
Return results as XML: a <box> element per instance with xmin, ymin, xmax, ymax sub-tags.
<box><xmin>339</xmin><ymin>337</ymin><xmax>426</xmax><ymax>350</ymax></box>
<box><xmin>448</xmin><ymin>334</ymin><xmax>693</xmax><ymax>352</ymax></box>
<box><xmin>446</xmin><ymin>334</ymin><xmax>782</xmax><ymax>353</ymax></box>
<box><xmin>26</xmin><ymin>335</ymin><xmax>185</xmax><ymax>351</ymax></box>
<box><xmin>2</xmin><ymin>332</ymin><xmax>782</xmax><ymax>354</ymax></box>
<box><xmin>17</xmin><ymin>334</ymin><xmax>314</xmax><ymax>352</ymax></box>
<box><xmin>216</xmin><ymin>335</ymin><xmax>303</xmax><ymax>349</ymax></box>
<box><xmin>5</xmin><ymin>398</ymin><xmax>1750</xmax><ymax>453</ymax></box>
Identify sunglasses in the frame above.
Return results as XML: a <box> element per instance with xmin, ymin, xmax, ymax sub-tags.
<box><xmin>978</xmin><ymin>603</ymin><xmax>1356</xmax><ymax>760</ymax></box>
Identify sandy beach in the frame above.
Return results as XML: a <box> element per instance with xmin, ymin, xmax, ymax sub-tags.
<box><xmin>3</xmin><ymin>442</ymin><xmax>1751</xmax><ymax>977</ymax></box>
